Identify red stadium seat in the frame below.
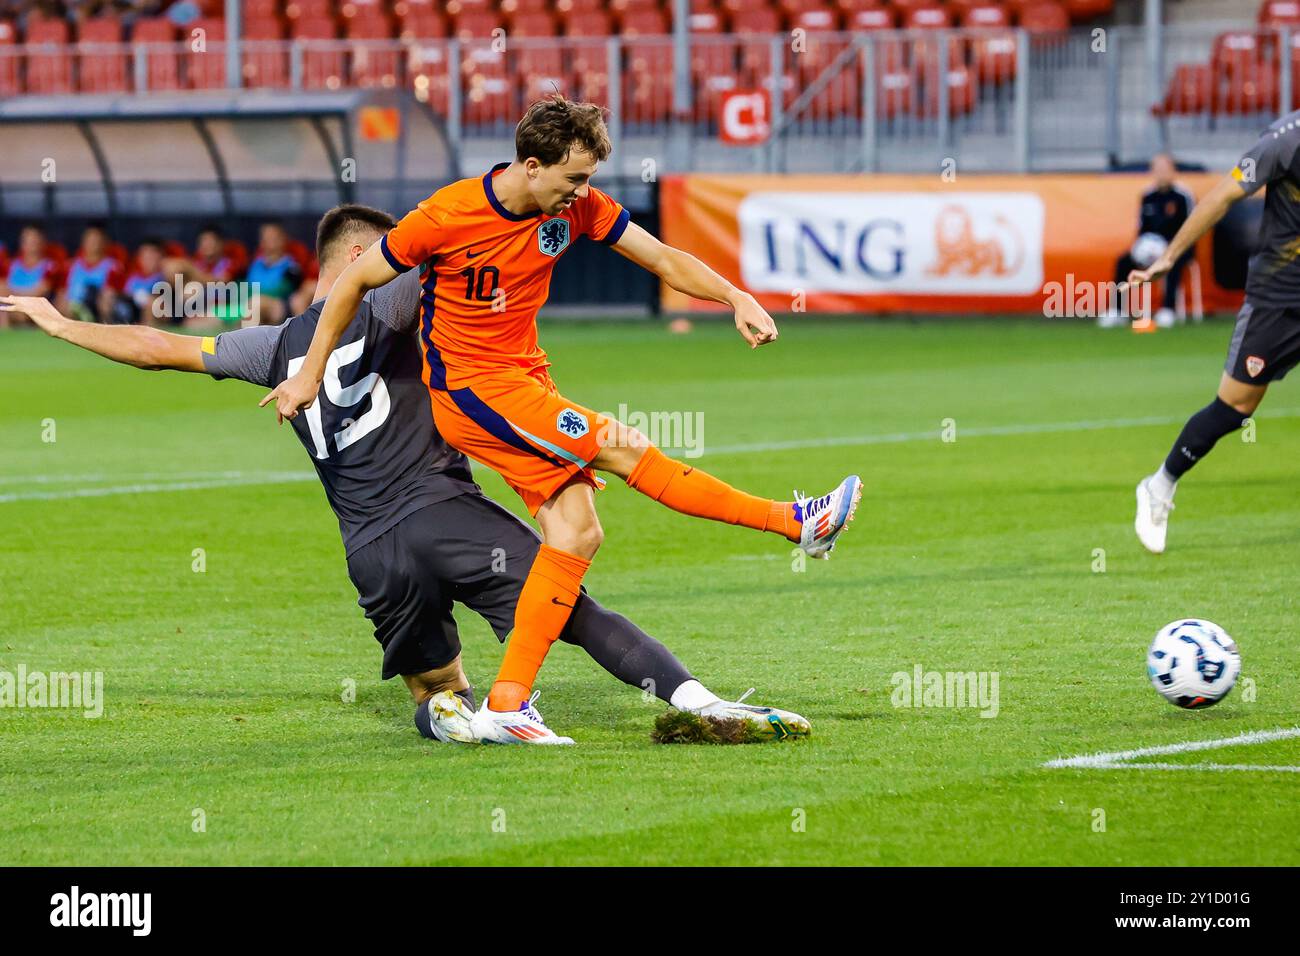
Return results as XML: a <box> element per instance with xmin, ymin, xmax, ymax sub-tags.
<box><xmin>1156</xmin><ymin>63</ymin><xmax>1211</xmax><ymax>115</ymax></box>
<box><xmin>1018</xmin><ymin>2</ymin><xmax>1069</xmax><ymax>33</ymax></box>
<box><xmin>1216</xmin><ymin>60</ymin><xmax>1278</xmax><ymax>114</ymax></box>
<box><xmin>293</xmin><ymin>18</ymin><xmax>346</xmax><ymax>90</ymax></box>
<box><xmin>340</xmin><ymin>0</ymin><xmax>391</xmax><ymax>30</ymax></box>
<box><xmin>26</xmin><ymin>18</ymin><xmax>74</xmax><ymax>94</ymax></box>
<box><xmin>131</xmin><ymin>17</ymin><xmax>181</xmax><ymax>91</ymax></box>
<box><xmin>398</xmin><ymin>12</ymin><xmax>448</xmax><ymax>40</ymax></box>
<box><xmin>907</xmin><ymin>6</ymin><xmax>953</xmax><ymax>28</ymax></box>
<box><xmin>187</xmin><ymin>18</ymin><xmax>226</xmax><ymax>89</ymax></box>
<box><xmin>971</xmin><ymin>32</ymin><xmax>1016</xmax><ymax>84</ymax></box>
<box><xmin>687</xmin><ymin>0</ymin><xmax>726</xmax><ymax>32</ymax></box>
<box><xmin>77</xmin><ymin>17</ymin><xmax>128</xmax><ymax>93</ymax></box>
<box><xmin>1260</xmin><ymin>0</ymin><xmax>1300</xmax><ymax>26</ymax></box>
<box><xmin>791</xmin><ymin>7</ymin><xmax>841</xmax><ymax>31</ymax></box>
<box><xmin>963</xmin><ymin>4</ymin><xmax>1011</xmax><ymax>27</ymax></box>
<box><xmin>243</xmin><ymin>17</ymin><xmax>287</xmax><ymax>89</ymax></box>
<box><xmin>453</xmin><ymin>11</ymin><xmax>504</xmax><ymax>40</ymax></box>
<box><xmin>565</xmin><ymin>11</ymin><xmax>615</xmax><ymax>36</ymax></box>
<box><xmin>556</xmin><ymin>0</ymin><xmax>605</xmax><ymax>14</ymax></box>
<box><xmin>0</xmin><ymin>20</ymin><xmax>18</xmax><ymax>95</ymax></box>
<box><xmin>408</xmin><ymin>41</ymin><xmax>451</xmax><ymax>113</ymax></box>
<box><xmin>732</xmin><ymin>8</ymin><xmax>781</xmax><ymax>33</ymax></box>
<box><xmin>511</xmin><ymin>12</ymin><xmax>557</xmax><ymax>36</ymax></box>
<box><xmin>876</xmin><ymin>70</ymin><xmax>914</xmax><ymax>120</ymax></box>
<box><xmin>243</xmin><ymin>0</ymin><xmax>283</xmax><ymax>21</ymax></box>
<box><xmin>1062</xmin><ymin>0</ymin><xmax>1112</xmax><ymax>21</ymax></box>
<box><xmin>348</xmin><ymin>16</ymin><xmax>402</xmax><ymax>87</ymax></box>
<box><xmin>1211</xmin><ymin>31</ymin><xmax>1277</xmax><ymax>80</ymax></box>
<box><xmin>622</xmin><ymin>9</ymin><xmax>669</xmax><ymax>33</ymax></box>
<box><xmin>845</xmin><ymin>7</ymin><xmax>896</xmax><ymax>30</ymax></box>
<box><xmin>501</xmin><ymin>0</ymin><xmax>553</xmax><ymax>18</ymax></box>
<box><xmin>283</xmin><ymin>0</ymin><xmax>334</xmax><ymax>24</ymax></box>
<box><xmin>920</xmin><ymin>64</ymin><xmax>976</xmax><ymax>117</ymax></box>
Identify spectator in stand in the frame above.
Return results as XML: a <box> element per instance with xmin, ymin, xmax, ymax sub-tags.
<box><xmin>245</xmin><ymin>221</ymin><xmax>303</xmax><ymax>326</ymax></box>
<box><xmin>0</xmin><ymin>224</ymin><xmax>61</xmax><ymax>328</ymax></box>
<box><xmin>58</xmin><ymin>223</ymin><xmax>125</xmax><ymax>323</ymax></box>
<box><xmin>188</xmin><ymin>224</ymin><xmax>238</xmax><ymax>284</ymax></box>
<box><xmin>106</xmin><ymin>237</ymin><xmax>171</xmax><ymax>326</ymax></box>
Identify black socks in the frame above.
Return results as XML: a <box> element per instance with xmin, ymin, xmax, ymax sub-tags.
<box><xmin>1164</xmin><ymin>397</ymin><xmax>1248</xmax><ymax>480</ymax></box>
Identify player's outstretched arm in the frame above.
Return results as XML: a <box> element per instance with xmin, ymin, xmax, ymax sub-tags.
<box><xmin>260</xmin><ymin>242</ymin><xmax>398</xmax><ymax>422</ymax></box>
<box><xmin>0</xmin><ymin>295</ymin><xmax>205</xmax><ymax>372</ymax></box>
<box><xmin>1128</xmin><ymin>174</ymin><xmax>1245</xmax><ymax>288</ymax></box>
<box><xmin>610</xmin><ymin>221</ymin><xmax>777</xmax><ymax>349</ymax></box>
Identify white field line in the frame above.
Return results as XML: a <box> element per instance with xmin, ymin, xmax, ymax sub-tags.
<box><xmin>0</xmin><ymin>472</ymin><xmax>315</xmax><ymax>503</ymax></box>
<box><xmin>1043</xmin><ymin>727</ymin><xmax>1300</xmax><ymax>773</ymax></box>
<box><xmin>5</xmin><ymin>407</ymin><xmax>1300</xmax><ymax>504</ymax></box>
<box><xmin>698</xmin><ymin>407</ymin><xmax>1300</xmax><ymax>457</ymax></box>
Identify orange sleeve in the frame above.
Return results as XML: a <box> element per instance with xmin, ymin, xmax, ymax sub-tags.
<box><xmin>579</xmin><ymin>186</ymin><xmax>631</xmax><ymax>245</ymax></box>
<box><xmin>381</xmin><ymin>197</ymin><xmax>445</xmax><ymax>273</ymax></box>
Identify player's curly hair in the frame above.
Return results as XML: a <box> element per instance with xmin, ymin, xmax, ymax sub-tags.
<box><xmin>515</xmin><ymin>95</ymin><xmax>612</xmax><ymax>167</ymax></box>
<box><xmin>316</xmin><ymin>203</ymin><xmax>398</xmax><ymax>263</ymax></box>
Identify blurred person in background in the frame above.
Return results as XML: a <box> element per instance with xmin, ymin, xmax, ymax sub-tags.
<box><xmin>106</xmin><ymin>237</ymin><xmax>172</xmax><ymax>326</ymax></box>
<box><xmin>1108</xmin><ymin>153</ymin><xmax>1195</xmax><ymax>329</ymax></box>
<box><xmin>246</xmin><ymin>221</ymin><xmax>303</xmax><ymax>326</ymax></box>
<box><xmin>57</xmin><ymin>223</ymin><xmax>124</xmax><ymax>323</ymax></box>
<box><xmin>0</xmin><ymin>224</ymin><xmax>61</xmax><ymax>328</ymax></box>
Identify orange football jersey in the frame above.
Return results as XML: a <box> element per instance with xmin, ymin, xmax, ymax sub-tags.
<box><xmin>380</xmin><ymin>162</ymin><xmax>629</xmax><ymax>390</ymax></box>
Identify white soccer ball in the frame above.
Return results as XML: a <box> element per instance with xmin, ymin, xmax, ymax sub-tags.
<box><xmin>1146</xmin><ymin>619</ymin><xmax>1241</xmax><ymax>709</ymax></box>
<box><xmin>1130</xmin><ymin>232</ymin><xmax>1169</xmax><ymax>268</ymax></box>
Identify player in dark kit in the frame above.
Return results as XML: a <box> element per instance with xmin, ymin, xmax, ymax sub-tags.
<box><xmin>1129</xmin><ymin>110</ymin><xmax>1300</xmax><ymax>553</ymax></box>
<box><xmin>3</xmin><ymin>204</ymin><xmax>804</xmax><ymax>743</ymax></box>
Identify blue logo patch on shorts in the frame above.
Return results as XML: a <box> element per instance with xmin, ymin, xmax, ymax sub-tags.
<box><xmin>556</xmin><ymin>408</ymin><xmax>589</xmax><ymax>438</ymax></box>
<box><xmin>538</xmin><ymin>219</ymin><xmax>570</xmax><ymax>258</ymax></box>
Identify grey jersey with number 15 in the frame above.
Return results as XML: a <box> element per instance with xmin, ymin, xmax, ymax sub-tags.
<box><xmin>201</xmin><ymin>268</ymin><xmax>478</xmax><ymax>555</ymax></box>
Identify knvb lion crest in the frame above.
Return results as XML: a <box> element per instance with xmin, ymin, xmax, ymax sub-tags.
<box><xmin>538</xmin><ymin>218</ymin><xmax>570</xmax><ymax>258</ymax></box>
<box><xmin>556</xmin><ymin>408</ymin><xmax>589</xmax><ymax>438</ymax></box>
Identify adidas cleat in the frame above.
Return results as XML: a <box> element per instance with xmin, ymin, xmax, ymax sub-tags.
<box><xmin>469</xmin><ymin>691</ymin><xmax>575</xmax><ymax>745</ymax></box>
<box><xmin>795</xmin><ymin>474</ymin><xmax>862</xmax><ymax>559</ymax></box>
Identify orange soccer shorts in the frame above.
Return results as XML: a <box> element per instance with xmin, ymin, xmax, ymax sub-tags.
<box><xmin>430</xmin><ymin>368</ymin><xmax>610</xmax><ymax>515</ymax></box>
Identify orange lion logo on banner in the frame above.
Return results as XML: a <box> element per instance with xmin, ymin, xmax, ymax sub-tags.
<box><xmin>926</xmin><ymin>205</ymin><xmax>1024</xmax><ymax>278</ymax></box>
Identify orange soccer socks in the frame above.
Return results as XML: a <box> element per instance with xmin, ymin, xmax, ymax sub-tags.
<box><xmin>625</xmin><ymin>446</ymin><xmax>801</xmax><ymax>543</ymax></box>
<box><xmin>486</xmin><ymin>544</ymin><xmax>591</xmax><ymax>712</ymax></box>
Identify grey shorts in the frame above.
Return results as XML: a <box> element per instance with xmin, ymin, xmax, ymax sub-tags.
<box><xmin>1224</xmin><ymin>301</ymin><xmax>1300</xmax><ymax>384</ymax></box>
<box><xmin>345</xmin><ymin>493</ymin><xmax>544</xmax><ymax>679</ymax></box>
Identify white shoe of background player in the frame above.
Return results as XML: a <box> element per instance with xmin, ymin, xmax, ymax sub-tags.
<box><xmin>1135</xmin><ymin>476</ymin><xmax>1175</xmax><ymax>554</ymax></box>
<box><xmin>470</xmin><ymin>691</ymin><xmax>575</xmax><ymax>745</ymax></box>
<box><xmin>692</xmin><ymin>688</ymin><xmax>811</xmax><ymax>739</ymax></box>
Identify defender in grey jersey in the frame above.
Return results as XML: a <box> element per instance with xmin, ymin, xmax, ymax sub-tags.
<box><xmin>1128</xmin><ymin>111</ymin><xmax>1300</xmax><ymax>554</ymax></box>
<box><xmin>2</xmin><ymin>203</ymin><xmax>809</xmax><ymax>743</ymax></box>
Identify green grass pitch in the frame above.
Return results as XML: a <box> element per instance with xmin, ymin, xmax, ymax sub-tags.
<box><xmin>1</xmin><ymin>317</ymin><xmax>1297</xmax><ymax>866</ymax></box>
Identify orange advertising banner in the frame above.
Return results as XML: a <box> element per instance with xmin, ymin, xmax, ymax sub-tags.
<box><xmin>658</xmin><ymin>173</ymin><xmax>1242</xmax><ymax>315</ymax></box>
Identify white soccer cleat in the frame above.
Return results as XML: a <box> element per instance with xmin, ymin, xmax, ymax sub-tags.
<box><xmin>470</xmin><ymin>691</ymin><xmax>575</xmax><ymax>745</ymax></box>
<box><xmin>419</xmin><ymin>690</ymin><xmax>478</xmax><ymax>744</ymax></box>
<box><xmin>692</xmin><ymin>688</ymin><xmax>811</xmax><ymax>739</ymax></box>
<box><xmin>795</xmin><ymin>475</ymin><xmax>862</xmax><ymax>559</ymax></box>
<box><xmin>1135</xmin><ymin>476</ymin><xmax>1175</xmax><ymax>554</ymax></box>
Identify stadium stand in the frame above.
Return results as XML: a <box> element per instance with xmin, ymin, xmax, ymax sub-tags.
<box><xmin>0</xmin><ymin>0</ymin><xmax>1122</xmax><ymax>118</ymax></box>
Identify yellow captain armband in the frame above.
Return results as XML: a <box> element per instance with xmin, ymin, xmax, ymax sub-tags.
<box><xmin>201</xmin><ymin>336</ymin><xmax>216</xmax><ymax>355</ymax></box>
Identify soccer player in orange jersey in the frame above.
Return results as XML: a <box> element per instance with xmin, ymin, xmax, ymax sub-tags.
<box><xmin>264</xmin><ymin>96</ymin><xmax>861</xmax><ymax>744</ymax></box>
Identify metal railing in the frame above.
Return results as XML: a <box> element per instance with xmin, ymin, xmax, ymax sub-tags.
<box><xmin>0</xmin><ymin>23</ymin><xmax>1288</xmax><ymax>173</ymax></box>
